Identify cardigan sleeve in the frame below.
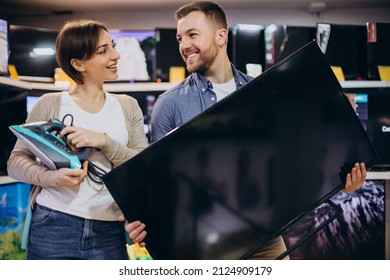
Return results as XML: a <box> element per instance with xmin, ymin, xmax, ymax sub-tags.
<box><xmin>99</xmin><ymin>94</ymin><xmax>148</xmax><ymax>167</ymax></box>
<box><xmin>7</xmin><ymin>92</ymin><xmax>62</xmax><ymax>187</ymax></box>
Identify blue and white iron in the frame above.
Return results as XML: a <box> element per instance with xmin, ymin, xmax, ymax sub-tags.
<box><xmin>9</xmin><ymin>119</ymin><xmax>91</xmax><ymax>170</ymax></box>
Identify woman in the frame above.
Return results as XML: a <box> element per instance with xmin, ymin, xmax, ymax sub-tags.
<box><xmin>7</xmin><ymin>19</ymin><xmax>147</xmax><ymax>259</ymax></box>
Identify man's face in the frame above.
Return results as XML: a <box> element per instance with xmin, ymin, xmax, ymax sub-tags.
<box><xmin>176</xmin><ymin>11</ymin><xmax>219</xmax><ymax>74</ymax></box>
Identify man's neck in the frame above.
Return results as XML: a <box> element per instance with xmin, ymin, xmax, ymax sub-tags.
<box><xmin>204</xmin><ymin>55</ymin><xmax>234</xmax><ymax>84</ymax></box>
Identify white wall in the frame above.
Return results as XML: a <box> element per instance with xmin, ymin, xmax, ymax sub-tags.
<box><xmin>9</xmin><ymin>8</ymin><xmax>390</xmax><ymax>31</ymax></box>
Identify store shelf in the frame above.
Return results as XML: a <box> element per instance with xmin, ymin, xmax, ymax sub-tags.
<box><xmin>0</xmin><ymin>76</ymin><xmax>32</xmax><ymax>90</ymax></box>
<box><xmin>1</xmin><ymin>76</ymin><xmax>177</xmax><ymax>93</ymax></box>
<box><xmin>340</xmin><ymin>80</ymin><xmax>390</xmax><ymax>88</ymax></box>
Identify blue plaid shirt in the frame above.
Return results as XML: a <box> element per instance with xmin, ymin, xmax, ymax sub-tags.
<box><xmin>151</xmin><ymin>64</ymin><xmax>253</xmax><ymax>143</ymax></box>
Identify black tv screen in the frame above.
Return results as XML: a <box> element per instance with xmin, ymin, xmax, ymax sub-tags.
<box><xmin>102</xmin><ymin>41</ymin><xmax>378</xmax><ymax>260</ymax></box>
<box><xmin>0</xmin><ymin>17</ymin><xmax>10</xmax><ymax>76</ymax></box>
<box><xmin>366</xmin><ymin>92</ymin><xmax>390</xmax><ymax>168</ymax></box>
<box><xmin>344</xmin><ymin>90</ymin><xmax>390</xmax><ymax>169</ymax></box>
<box><xmin>367</xmin><ymin>22</ymin><xmax>390</xmax><ymax>80</ymax></box>
<box><xmin>8</xmin><ymin>25</ymin><xmax>58</xmax><ymax>82</ymax></box>
<box><xmin>228</xmin><ymin>24</ymin><xmax>265</xmax><ymax>76</ymax></box>
<box><xmin>264</xmin><ymin>25</ymin><xmax>316</xmax><ymax>70</ymax></box>
<box><xmin>317</xmin><ymin>23</ymin><xmax>367</xmax><ymax>80</ymax></box>
<box><xmin>0</xmin><ymin>92</ymin><xmax>27</xmax><ymax>175</ymax></box>
<box><xmin>155</xmin><ymin>28</ymin><xmax>186</xmax><ymax>82</ymax></box>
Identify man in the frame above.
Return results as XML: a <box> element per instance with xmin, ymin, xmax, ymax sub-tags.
<box><xmin>131</xmin><ymin>1</ymin><xmax>367</xmax><ymax>259</ymax></box>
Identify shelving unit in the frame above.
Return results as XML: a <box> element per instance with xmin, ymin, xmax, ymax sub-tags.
<box><xmin>0</xmin><ymin>76</ymin><xmax>177</xmax><ymax>93</ymax></box>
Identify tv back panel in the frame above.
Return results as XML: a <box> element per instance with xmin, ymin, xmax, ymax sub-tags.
<box><xmin>103</xmin><ymin>41</ymin><xmax>378</xmax><ymax>260</ymax></box>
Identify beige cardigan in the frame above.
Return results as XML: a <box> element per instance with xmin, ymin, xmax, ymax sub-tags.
<box><xmin>7</xmin><ymin>91</ymin><xmax>149</xmax><ymax>189</ymax></box>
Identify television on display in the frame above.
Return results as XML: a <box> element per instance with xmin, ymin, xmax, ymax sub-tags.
<box><xmin>367</xmin><ymin>22</ymin><xmax>390</xmax><ymax>80</ymax></box>
<box><xmin>366</xmin><ymin>92</ymin><xmax>390</xmax><ymax>169</ymax></box>
<box><xmin>0</xmin><ymin>181</ymin><xmax>31</xmax><ymax>260</ymax></box>
<box><xmin>102</xmin><ymin>41</ymin><xmax>379</xmax><ymax>260</ymax></box>
<box><xmin>344</xmin><ymin>90</ymin><xmax>390</xmax><ymax>170</ymax></box>
<box><xmin>8</xmin><ymin>25</ymin><xmax>59</xmax><ymax>82</ymax></box>
<box><xmin>155</xmin><ymin>28</ymin><xmax>186</xmax><ymax>82</ymax></box>
<box><xmin>0</xmin><ymin>17</ymin><xmax>10</xmax><ymax>76</ymax></box>
<box><xmin>264</xmin><ymin>25</ymin><xmax>316</xmax><ymax>70</ymax></box>
<box><xmin>0</xmin><ymin>92</ymin><xmax>27</xmax><ymax>175</ymax></box>
<box><xmin>228</xmin><ymin>24</ymin><xmax>265</xmax><ymax>77</ymax></box>
<box><xmin>317</xmin><ymin>23</ymin><xmax>367</xmax><ymax>80</ymax></box>
<box><xmin>108</xmin><ymin>29</ymin><xmax>156</xmax><ymax>82</ymax></box>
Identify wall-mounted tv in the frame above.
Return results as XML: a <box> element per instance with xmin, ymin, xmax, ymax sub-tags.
<box><xmin>0</xmin><ymin>17</ymin><xmax>10</xmax><ymax>76</ymax></box>
<box><xmin>9</xmin><ymin>25</ymin><xmax>58</xmax><ymax>82</ymax></box>
<box><xmin>108</xmin><ymin>29</ymin><xmax>156</xmax><ymax>82</ymax></box>
<box><xmin>102</xmin><ymin>41</ymin><xmax>378</xmax><ymax>260</ymax></box>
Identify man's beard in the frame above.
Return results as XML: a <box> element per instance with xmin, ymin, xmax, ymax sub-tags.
<box><xmin>185</xmin><ymin>43</ymin><xmax>218</xmax><ymax>74</ymax></box>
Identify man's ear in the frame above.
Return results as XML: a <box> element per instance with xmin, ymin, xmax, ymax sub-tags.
<box><xmin>216</xmin><ymin>28</ymin><xmax>228</xmax><ymax>46</ymax></box>
<box><xmin>70</xmin><ymin>58</ymin><xmax>85</xmax><ymax>72</ymax></box>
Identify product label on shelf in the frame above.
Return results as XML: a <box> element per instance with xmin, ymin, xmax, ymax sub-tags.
<box><xmin>367</xmin><ymin>22</ymin><xmax>377</xmax><ymax>43</ymax></box>
<box><xmin>378</xmin><ymin>65</ymin><xmax>390</xmax><ymax>81</ymax></box>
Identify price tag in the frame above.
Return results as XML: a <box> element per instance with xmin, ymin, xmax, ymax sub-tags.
<box><xmin>331</xmin><ymin>66</ymin><xmax>345</xmax><ymax>82</ymax></box>
<box><xmin>378</xmin><ymin>65</ymin><xmax>390</xmax><ymax>81</ymax></box>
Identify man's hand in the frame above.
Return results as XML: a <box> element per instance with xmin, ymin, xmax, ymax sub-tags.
<box><xmin>341</xmin><ymin>162</ymin><xmax>367</xmax><ymax>193</ymax></box>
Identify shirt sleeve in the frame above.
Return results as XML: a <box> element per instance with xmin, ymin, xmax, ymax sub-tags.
<box><xmin>99</xmin><ymin>95</ymin><xmax>148</xmax><ymax>167</ymax></box>
<box><xmin>7</xmin><ymin>94</ymin><xmax>58</xmax><ymax>187</ymax></box>
<box><xmin>150</xmin><ymin>93</ymin><xmax>176</xmax><ymax>143</ymax></box>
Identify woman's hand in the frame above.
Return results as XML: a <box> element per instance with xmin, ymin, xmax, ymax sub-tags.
<box><xmin>54</xmin><ymin>160</ymin><xmax>88</xmax><ymax>189</ymax></box>
<box><xmin>60</xmin><ymin>126</ymin><xmax>106</xmax><ymax>149</ymax></box>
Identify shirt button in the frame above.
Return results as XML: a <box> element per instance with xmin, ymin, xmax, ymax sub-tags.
<box><xmin>211</xmin><ymin>97</ymin><xmax>215</xmax><ymax>101</ymax></box>
<box><xmin>202</xmin><ymin>88</ymin><xmax>205</xmax><ymax>92</ymax></box>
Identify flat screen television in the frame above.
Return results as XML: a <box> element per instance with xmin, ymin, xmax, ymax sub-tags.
<box><xmin>367</xmin><ymin>22</ymin><xmax>390</xmax><ymax>80</ymax></box>
<box><xmin>108</xmin><ymin>29</ymin><xmax>156</xmax><ymax>82</ymax></box>
<box><xmin>0</xmin><ymin>17</ymin><xmax>10</xmax><ymax>76</ymax></box>
<box><xmin>8</xmin><ymin>25</ymin><xmax>58</xmax><ymax>82</ymax></box>
<box><xmin>264</xmin><ymin>25</ymin><xmax>316</xmax><ymax>71</ymax></box>
<box><xmin>317</xmin><ymin>23</ymin><xmax>367</xmax><ymax>80</ymax></box>
<box><xmin>0</xmin><ymin>92</ymin><xmax>27</xmax><ymax>175</ymax></box>
<box><xmin>228</xmin><ymin>24</ymin><xmax>265</xmax><ymax>76</ymax></box>
<box><xmin>155</xmin><ymin>28</ymin><xmax>186</xmax><ymax>82</ymax></box>
<box><xmin>344</xmin><ymin>90</ymin><xmax>390</xmax><ymax>169</ymax></box>
<box><xmin>102</xmin><ymin>41</ymin><xmax>379</xmax><ymax>260</ymax></box>
<box><xmin>0</xmin><ymin>181</ymin><xmax>31</xmax><ymax>260</ymax></box>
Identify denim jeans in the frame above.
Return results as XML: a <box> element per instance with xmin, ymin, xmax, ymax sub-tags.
<box><xmin>27</xmin><ymin>204</ymin><xmax>128</xmax><ymax>260</ymax></box>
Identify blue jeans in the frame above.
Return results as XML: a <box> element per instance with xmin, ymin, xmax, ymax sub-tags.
<box><xmin>27</xmin><ymin>204</ymin><xmax>128</xmax><ymax>260</ymax></box>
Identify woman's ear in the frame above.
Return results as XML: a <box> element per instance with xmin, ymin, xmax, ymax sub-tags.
<box><xmin>70</xmin><ymin>58</ymin><xmax>85</xmax><ymax>72</ymax></box>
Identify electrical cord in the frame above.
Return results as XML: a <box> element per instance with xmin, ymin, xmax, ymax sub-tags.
<box><xmin>87</xmin><ymin>161</ymin><xmax>107</xmax><ymax>185</ymax></box>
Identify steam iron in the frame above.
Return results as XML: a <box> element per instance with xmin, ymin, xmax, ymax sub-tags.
<box><xmin>9</xmin><ymin>119</ymin><xmax>91</xmax><ymax>170</ymax></box>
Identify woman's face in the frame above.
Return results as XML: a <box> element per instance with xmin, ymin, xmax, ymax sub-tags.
<box><xmin>81</xmin><ymin>30</ymin><xmax>120</xmax><ymax>83</ymax></box>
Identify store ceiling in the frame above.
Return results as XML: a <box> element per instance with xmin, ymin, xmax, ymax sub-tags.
<box><xmin>1</xmin><ymin>0</ymin><xmax>390</xmax><ymax>18</ymax></box>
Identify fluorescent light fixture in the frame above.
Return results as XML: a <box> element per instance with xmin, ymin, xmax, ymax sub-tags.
<box><xmin>32</xmin><ymin>47</ymin><xmax>55</xmax><ymax>56</ymax></box>
<box><xmin>237</xmin><ymin>24</ymin><xmax>263</xmax><ymax>31</ymax></box>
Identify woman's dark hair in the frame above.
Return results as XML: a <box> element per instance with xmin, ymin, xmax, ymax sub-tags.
<box><xmin>56</xmin><ymin>19</ymin><xmax>108</xmax><ymax>84</ymax></box>
<box><xmin>175</xmin><ymin>1</ymin><xmax>228</xmax><ymax>29</ymax></box>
